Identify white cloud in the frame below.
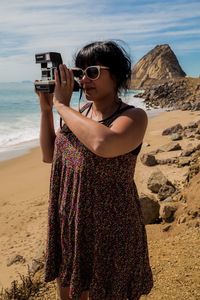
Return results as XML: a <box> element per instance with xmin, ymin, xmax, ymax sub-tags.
<box><xmin>0</xmin><ymin>0</ymin><xmax>200</xmax><ymax>81</ymax></box>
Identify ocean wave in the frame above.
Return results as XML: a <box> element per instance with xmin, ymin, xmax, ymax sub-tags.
<box><xmin>0</xmin><ymin>84</ymin><xmax>153</xmax><ymax>159</ymax></box>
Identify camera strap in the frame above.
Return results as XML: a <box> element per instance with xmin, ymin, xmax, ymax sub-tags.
<box><xmin>78</xmin><ymin>87</ymin><xmax>83</xmax><ymax>112</ymax></box>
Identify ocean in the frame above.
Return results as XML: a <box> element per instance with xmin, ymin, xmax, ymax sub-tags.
<box><xmin>0</xmin><ymin>82</ymin><xmax>163</xmax><ymax>161</ymax></box>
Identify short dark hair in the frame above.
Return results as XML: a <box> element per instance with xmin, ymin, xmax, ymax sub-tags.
<box><xmin>74</xmin><ymin>40</ymin><xmax>132</xmax><ymax>93</ymax></box>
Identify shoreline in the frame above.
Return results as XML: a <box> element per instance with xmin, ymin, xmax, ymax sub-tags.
<box><xmin>0</xmin><ymin>139</ymin><xmax>39</xmax><ymax>162</ymax></box>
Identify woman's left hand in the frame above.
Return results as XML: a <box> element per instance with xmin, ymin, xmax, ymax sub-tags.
<box><xmin>53</xmin><ymin>64</ymin><xmax>74</xmax><ymax>107</ymax></box>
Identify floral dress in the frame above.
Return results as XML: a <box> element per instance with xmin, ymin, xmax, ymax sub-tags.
<box><xmin>44</xmin><ymin>102</ymin><xmax>153</xmax><ymax>300</ymax></box>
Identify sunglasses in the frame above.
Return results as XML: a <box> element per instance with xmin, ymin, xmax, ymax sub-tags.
<box><xmin>72</xmin><ymin>65</ymin><xmax>109</xmax><ymax>80</ymax></box>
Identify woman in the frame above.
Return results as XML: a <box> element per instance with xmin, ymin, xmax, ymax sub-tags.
<box><xmin>37</xmin><ymin>40</ymin><xmax>153</xmax><ymax>300</ymax></box>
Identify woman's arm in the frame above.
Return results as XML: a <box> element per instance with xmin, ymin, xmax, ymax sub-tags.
<box><xmin>37</xmin><ymin>92</ymin><xmax>56</xmax><ymax>163</ymax></box>
<box><xmin>55</xmin><ymin>102</ymin><xmax>147</xmax><ymax>158</ymax></box>
<box><xmin>53</xmin><ymin>65</ymin><xmax>148</xmax><ymax>158</ymax></box>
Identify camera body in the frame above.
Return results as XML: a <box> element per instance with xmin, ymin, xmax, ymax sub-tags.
<box><xmin>34</xmin><ymin>52</ymin><xmax>80</xmax><ymax>93</ymax></box>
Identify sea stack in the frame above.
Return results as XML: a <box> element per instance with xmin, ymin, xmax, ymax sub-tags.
<box><xmin>132</xmin><ymin>44</ymin><xmax>186</xmax><ymax>88</ymax></box>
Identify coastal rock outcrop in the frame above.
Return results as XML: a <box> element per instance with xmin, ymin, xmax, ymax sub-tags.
<box><xmin>131</xmin><ymin>44</ymin><xmax>200</xmax><ymax>111</ymax></box>
<box><xmin>132</xmin><ymin>44</ymin><xmax>186</xmax><ymax>88</ymax></box>
<box><xmin>136</xmin><ymin>78</ymin><xmax>200</xmax><ymax>110</ymax></box>
<box><xmin>139</xmin><ymin>117</ymin><xmax>200</xmax><ymax>225</ymax></box>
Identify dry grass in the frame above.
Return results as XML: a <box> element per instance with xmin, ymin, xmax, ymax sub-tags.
<box><xmin>0</xmin><ymin>269</ymin><xmax>42</xmax><ymax>300</ymax></box>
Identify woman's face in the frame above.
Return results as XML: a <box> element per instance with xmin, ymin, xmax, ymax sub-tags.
<box><xmin>79</xmin><ymin>65</ymin><xmax>117</xmax><ymax>102</ymax></box>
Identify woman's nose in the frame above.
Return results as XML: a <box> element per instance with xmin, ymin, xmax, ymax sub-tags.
<box><xmin>80</xmin><ymin>74</ymin><xmax>91</xmax><ymax>83</ymax></box>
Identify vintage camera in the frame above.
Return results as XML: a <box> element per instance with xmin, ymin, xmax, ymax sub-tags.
<box><xmin>34</xmin><ymin>52</ymin><xmax>80</xmax><ymax>93</ymax></box>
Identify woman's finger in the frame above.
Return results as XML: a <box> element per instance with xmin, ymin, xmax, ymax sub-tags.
<box><xmin>54</xmin><ymin>69</ymin><xmax>61</xmax><ymax>87</ymax></box>
<box><xmin>59</xmin><ymin>65</ymin><xmax>68</xmax><ymax>86</ymax></box>
<box><xmin>63</xmin><ymin>65</ymin><xmax>74</xmax><ymax>89</ymax></box>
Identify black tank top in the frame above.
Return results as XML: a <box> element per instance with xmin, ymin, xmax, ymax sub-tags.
<box><xmin>80</xmin><ymin>102</ymin><xmax>142</xmax><ymax>156</ymax></box>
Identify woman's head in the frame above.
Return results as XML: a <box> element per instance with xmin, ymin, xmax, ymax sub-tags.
<box><xmin>74</xmin><ymin>40</ymin><xmax>132</xmax><ymax>94</ymax></box>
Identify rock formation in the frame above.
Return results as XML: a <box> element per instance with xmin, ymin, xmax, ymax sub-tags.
<box><xmin>136</xmin><ymin>77</ymin><xmax>200</xmax><ymax>110</ymax></box>
<box><xmin>132</xmin><ymin>44</ymin><xmax>186</xmax><ymax>88</ymax></box>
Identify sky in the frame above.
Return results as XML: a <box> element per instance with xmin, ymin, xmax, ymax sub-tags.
<box><xmin>0</xmin><ymin>0</ymin><xmax>200</xmax><ymax>82</ymax></box>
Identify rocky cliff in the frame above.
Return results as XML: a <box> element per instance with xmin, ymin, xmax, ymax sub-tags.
<box><xmin>136</xmin><ymin>77</ymin><xmax>200</xmax><ymax>111</ymax></box>
<box><xmin>132</xmin><ymin>44</ymin><xmax>186</xmax><ymax>88</ymax></box>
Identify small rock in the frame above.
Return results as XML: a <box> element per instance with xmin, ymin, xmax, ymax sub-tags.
<box><xmin>186</xmin><ymin>121</ymin><xmax>198</xmax><ymax>129</ymax></box>
<box><xmin>178</xmin><ymin>157</ymin><xmax>191</xmax><ymax>167</ymax></box>
<box><xmin>183</xmin><ymin>130</ymin><xmax>196</xmax><ymax>139</ymax></box>
<box><xmin>170</xmin><ymin>133</ymin><xmax>182</xmax><ymax>141</ymax></box>
<box><xmin>147</xmin><ymin>170</ymin><xmax>170</xmax><ymax>193</ymax></box>
<box><xmin>7</xmin><ymin>255</ymin><xmax>26</xmax><ymax>267</ymax></box>
<box><xmin>29</xmin><ymin>259</ymin><xmax>44</xmax><ymax>275</ymax></box>
<box><xmin>140</xmin><ymin>153</ymin><xmax>157</xmax><ymax>166</ymax></box>
<box><xmin>162</xmin><ymin>224</ymin><xmax>171</xmax><ymax>232</ymax></box>
<box><xmin>143</xmin><ymin>142</ymin><xmax>151</xmax><ymax>147</ymax></box>
<box><xmin>181</xmin><ymin>145</ymin><xmax>196</xmax><ymax>156</ymax></box>
<box><xmin>159</xmin><ymin>204</ymin><xmax>177</xmax><ymax>221</ymax></box>
<box><xmin>163</xmin><ymin>196</ymin><xmax>173</xmax><ymax>202</ymax></box>
<box><xmin>182</xmin><ymin>103</ymin><xmax>192</xmax><ymax>110</ymax></box>
<box><xmin>158</xmin><ymin>184</ymin><xmax>176</xmax><ymax>201</ymax></box>
<box><xmin>157</xmin><ymin>158</ymin><xmax>177</xmax><ymax>165</ymax></box>
<box><xmin>158</xmin><ymin>142</ymin><xmax>182</xmax><ymax>152</ymax></box>
<box><xmin>177</xmin><ymin>215</ymin><xmax>187</xmax><ymax>224</ymax></box>
<box><xmin>162</xmin><ymin>124</ymin><xmax>183</xmax><ymax>136</ymax></box>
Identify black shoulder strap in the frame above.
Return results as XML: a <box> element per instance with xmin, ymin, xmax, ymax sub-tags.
<box><xmin>60</xmin><ymin>102</ymin><xmax>92</xmax><ymax>129</ymax></box>
<box><xmin>117</xmin><ymin>105</ymin><xmax>135</xmax><ymax>114</ymax></box>
<box><xmin>102</xmin><ymin>105</ymin><xmax>135</xmax><ymax>126</ymax></box>
<box><xmin>79</xmin><ymin>102</ymin><xmax>92</xmax><ymax>114</ymax></box>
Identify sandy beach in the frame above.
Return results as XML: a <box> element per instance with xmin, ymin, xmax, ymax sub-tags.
<box><xmin>0</xmin><ymin>148</ymin><xmax>51</xmax><ymax>288</ymax></box>
<box><xmin>0</xmin><ymin>109</ymin><xmax>200</xmax><ymax>299</ymax></box>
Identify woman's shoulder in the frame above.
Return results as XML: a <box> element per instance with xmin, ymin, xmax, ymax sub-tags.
<box><xmin>118</xmin><ymin>102</ymin><xmax>147</xmax><ymax>118</ymax></box>
<box><xmin>106</xmin><ymin>102</ymin><xmax>147</xmax><ymax>129</ymax></box>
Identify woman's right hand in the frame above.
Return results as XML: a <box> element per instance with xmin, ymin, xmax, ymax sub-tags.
<box><xmin>35</xmin><ymin>88</ymin><xmax>54</xmax><ymax>113</ymax></box>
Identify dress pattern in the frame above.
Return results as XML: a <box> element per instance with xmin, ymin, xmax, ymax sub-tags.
<box><xmin>44</xmin><ymin>103</ymin><xmax>153</xmax><ymax>300</ymax></box>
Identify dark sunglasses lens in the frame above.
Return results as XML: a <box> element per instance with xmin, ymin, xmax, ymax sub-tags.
<box><xmin>86</xmin><ymin>67</ymin><xmax>99</xmax><ymax>79</ymax></box>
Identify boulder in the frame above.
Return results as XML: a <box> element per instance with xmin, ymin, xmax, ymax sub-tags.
<box><xmin>139</xmin><ymin>194</ymin><xmax>160</xmax><ymax>224</ymax></box>
<box><xmin>147</xmin><ymin>170</ymin><xmax>173</xmax><ymax>193</ymax></box>
<box><xmin>162</xmin><ymin>124</ymin><xmax>183</xmax><ymax>136</ymax></box>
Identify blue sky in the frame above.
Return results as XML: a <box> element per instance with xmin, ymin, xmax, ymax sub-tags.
<box><xmin>0</xmin><ymin>0</ymin><xmax>200</xmax><ymax>82</ymax></box>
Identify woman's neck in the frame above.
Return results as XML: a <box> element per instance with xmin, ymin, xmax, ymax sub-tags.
<box><xmin>91</xmin><ymin>96</ymin><xmax>121</xmax><ymax>121</ymax></box>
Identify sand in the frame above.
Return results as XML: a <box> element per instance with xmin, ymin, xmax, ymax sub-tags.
<box><xmin>0</xmin><ymin>148</ymin><xmax>51</xmax><ymax>288</ymax></box>
<box><xmin>0</xmin><ymin>109</ymin><xmax>200</xmax><ymax>298</ymax></box>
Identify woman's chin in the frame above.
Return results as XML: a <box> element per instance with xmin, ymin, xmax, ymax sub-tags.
<box><xmin>84</xmin><ymin>90</ymin><xmax>94</xmax><ymax>100</ymax></box>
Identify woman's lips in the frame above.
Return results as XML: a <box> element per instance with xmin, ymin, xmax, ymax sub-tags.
<box><xmin>84</xmin><ymin>85</ymin><xmax>95</xmax><ymax>89</ymax></box>
<box><xmin>84</xmin><ymin>87</ymin><xmax>95</xmax><ymax>93</ymax></box>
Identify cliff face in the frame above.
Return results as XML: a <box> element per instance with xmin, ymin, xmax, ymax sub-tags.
<box><xmin>132</xmin><ymin>44</ymin><xmax>186</xmax><ymax>88</ymax></box>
